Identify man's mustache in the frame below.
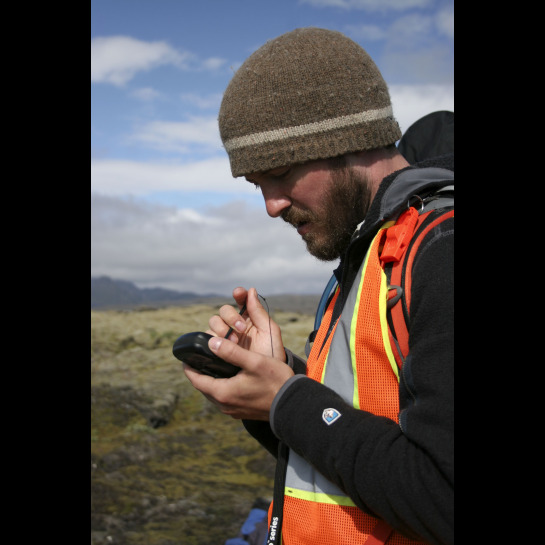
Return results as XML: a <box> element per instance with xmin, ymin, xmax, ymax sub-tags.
<box><xmin>281</xmin><ymin>207</ymin><xmax>316</xmax><ymax>227</ymax></box>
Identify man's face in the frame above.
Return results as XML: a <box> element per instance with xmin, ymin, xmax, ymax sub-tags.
<box><xmin>246</xmin><ymin>158</ymin><xmax>372</xmax><ymax>261</ymax></box>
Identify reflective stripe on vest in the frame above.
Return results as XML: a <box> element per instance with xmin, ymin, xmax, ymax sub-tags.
<box><xmin>281</xmin><ymin>223</ymin><xmax>427</xmax><ymax>545</ymax></box>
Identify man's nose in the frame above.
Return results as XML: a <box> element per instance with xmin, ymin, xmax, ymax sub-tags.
<box><xmin>261</xmin><ymin>186</ymin><xmax>292</xmax><ymax>218</ymax></box>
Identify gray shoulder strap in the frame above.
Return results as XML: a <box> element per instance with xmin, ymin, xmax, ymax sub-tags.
<box><xmin>380</xmin><ymin>167</ymin><xmax>454</xmax><ymax>220</ymax></box>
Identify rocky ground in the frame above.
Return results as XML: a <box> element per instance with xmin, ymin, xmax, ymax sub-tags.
<box><xmin>91</xmin><ymin>303</ymin><xmax>315</xmax><ymax>545</ymax></box>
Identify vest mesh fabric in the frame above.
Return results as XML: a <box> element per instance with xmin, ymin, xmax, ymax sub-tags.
<box><xmin>279</xmin><ymin>229</ymin><xmax>427</xmax><ymax>544</ymax></box>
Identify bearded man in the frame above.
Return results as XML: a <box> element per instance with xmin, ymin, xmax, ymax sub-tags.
<box><xmin>183</xmin><ymin>28</ymin><xmax>454</xmax><ymax>545</ymax></box>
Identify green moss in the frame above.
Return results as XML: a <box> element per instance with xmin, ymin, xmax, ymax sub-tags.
<box><xmin>91</xmin><ymin>305</ymin><xmax>307</xmax><ymax>545</ymax></box>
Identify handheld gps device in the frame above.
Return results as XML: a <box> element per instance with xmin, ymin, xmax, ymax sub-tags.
<box><xmin>172</xmin><ymin>331</ymin><xmax>240</xmax><ymax>378</ymax></box>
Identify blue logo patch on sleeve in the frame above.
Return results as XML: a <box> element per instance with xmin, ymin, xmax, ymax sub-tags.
<box><xmin>322</xmin><ymin>408</ymin><xmax>342</xmax><ymax>425</ymax></box>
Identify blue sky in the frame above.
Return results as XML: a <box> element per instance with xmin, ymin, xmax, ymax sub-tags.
<box><xmin>91</xmin><ymin>0</ymin><xmax>454</xmax><ymax>296</ymax></box>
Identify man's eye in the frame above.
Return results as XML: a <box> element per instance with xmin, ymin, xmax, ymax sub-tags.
<box><xmin>271</xmin><ymin>168</ymin><xmax>290</xmax><ymax>180</ymax></box>
<box><xmin>245</xmin><ymin>176</ymin><xmax>260</xmax><ymax>189</ymax></box>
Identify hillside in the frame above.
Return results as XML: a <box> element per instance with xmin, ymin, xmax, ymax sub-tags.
<box><xmin>91</xmin><ymin>303</ymin><xmax>316</xmax><ymax>545</ymax></box>
<box><xmin>91</xmin><ymin>275</ymin><xmax>322</xmax><ymax>315</ymax></box>
<box><xmin>91</xmin><ymin>276</ymin><xmax>226</xmax><ymax>309</ymax></box>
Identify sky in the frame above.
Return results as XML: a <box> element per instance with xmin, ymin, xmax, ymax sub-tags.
<box><xmin>91</xmin><ymin>0</ymin><xmax>454</xmax><ymax>297</ymax></box>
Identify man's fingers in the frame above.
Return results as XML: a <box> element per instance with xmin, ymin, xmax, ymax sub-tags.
<box><xmin>245</xmin><ymin>288</ymin><xmax>271</xmax><ymax>331</ymax></box>
<box><xmin>232</xmin><ymin>286</ymin><xmax>248</xmax><ymax>308</ymax></box>
<box><xmin>216</xmin><ymin>291</ymin><xmax>252</xmax><ymax>335</ymax></box>
<box><xmin>182</xmin><ymin>363</ymin><xmax>217</xmax><ymax>389</ymax></box>
<box><xmin>208</xmin><ymin>335</ymin><xmax>250</xmax><ymax>366</ymax></box>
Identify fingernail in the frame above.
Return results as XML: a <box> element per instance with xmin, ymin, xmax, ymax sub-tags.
<box><xmin>235</xmin><ymin>320</ymin><xmax>246</xmax><ymax>333</ymax></box>
<box><xmin>209</xmin><ymin>337</ymin><xmax>222</xmax><ymax>351</ymax></box>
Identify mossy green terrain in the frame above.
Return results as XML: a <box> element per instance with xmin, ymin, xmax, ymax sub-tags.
<box><xmin>91</xmin><ymin>304</ymin><xmax>315</xmax><ymax>545</ymax></box>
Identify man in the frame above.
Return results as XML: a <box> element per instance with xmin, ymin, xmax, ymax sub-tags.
<box><xmin>183</xmin><ymin>28</ymin><xmax>454</xmax><ymax>545</ymax></box>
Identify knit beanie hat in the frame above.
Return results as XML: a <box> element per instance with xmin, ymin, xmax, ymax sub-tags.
<box><xmin>219</xmin><ymin>27</ymin><xmax>402</xmax><ymax>177</ymax></box>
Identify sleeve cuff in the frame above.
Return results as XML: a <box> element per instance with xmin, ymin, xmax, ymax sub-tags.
<box><xmin>284</xmin><ymin>348</ymin><xmax>307</xmax><ymax>375</ymax></box>
<box><xmin>270</xmin><ymin>374</ymin><xmax>309</xmax><ymax>437</ymax></box>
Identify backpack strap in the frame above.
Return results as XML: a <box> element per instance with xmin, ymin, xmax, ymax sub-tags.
<box><xmin>382</xmin><ymin>203</ymin><xmax>454</xmax><ymax>369</ymax></box>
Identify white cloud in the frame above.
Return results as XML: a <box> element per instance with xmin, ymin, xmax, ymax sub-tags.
<box><xmin>129</xmin><ymin>116</ymin><xmax>222</xmax><ymax>154</ymax></box>
<box><xmin>201</xmin><ymin>57</ymin><xmax>228</xmax><ymax>70</ymax></box>
<box><xmin>387</xmin><ymin>13</ymin><xmax>434</xmax><ymax>45</ymax></box>
<box><xmin>91</xmin><ymin>36</ymin><xmax>227</xmax><ymax>87</ymax></box>
<box><xmin>346</xmin><ymin>9</ymin><xmax>452</xmax><ymax>47</ymax></box>
<box><xmin>345</xmin><ymin>24</ymin><xmax>388</xmax><ymax>41</ymax></box>
<box><xmin>342</xmin><ymin>6</ymin><xmax>453</xmax><ymax>85</ymax></box>
<box><xmin>90</xmin><ymin>156</ymin><xmax>250</xmax><ymax>197</ymax></box>
<box><xmin>164</xmin><ymin>207</ymin><xmax>223</xmax><ymax>226</ymax></box>
<box><xmin>436</xmin><ymin>5</ymin><xmax>454</xmax><ymax>38</ymax></box>
<box><xmin>180</xmin><ymin>92</ymin><xmax>223</xmax><ymax>110</ymax></box>
<box><xmin>131</xmin><ymin>87</ymin><xmax>163</xmax><ymax>101</ymax></box>
<box><xmin>91</xmin><ymin>36</ymin><xmax>190</xmax><ymax>86</ymax></box>
<box><xmin>299</xmin><ymin>0</ymin><xmax>432</xmax><ymax>10</ymax></box>
<box><xmin>91</xmin><ymin>195</ymin><xmax>335</xmax><ymax>295</ymax></box>
<box><xmin>389</xmin><ymin>84</ymin><xmax>454</xmax><ymax>133</ymax></box>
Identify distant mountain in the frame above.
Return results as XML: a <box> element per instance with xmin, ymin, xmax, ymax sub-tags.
<box><xmin>91</xmin><ymin>276</ymin><xmax>322</xmax><ymax>314</ymax></box>
<box><xmin>91</xmin><ymin>276</ymin><xmax>225</xmax><ymax>309</ymax></box>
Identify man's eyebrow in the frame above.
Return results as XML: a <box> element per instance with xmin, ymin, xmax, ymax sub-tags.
<box><xmin>245</xmin><ymin>165</ymin><xmax>288</xmax><ymax>183</ymax></box>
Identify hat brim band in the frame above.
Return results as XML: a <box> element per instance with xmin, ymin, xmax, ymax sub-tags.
<box><xmin>223</xmin><ymin>105</ymin><xmax>395</xmax><ymax>152</ymax></box>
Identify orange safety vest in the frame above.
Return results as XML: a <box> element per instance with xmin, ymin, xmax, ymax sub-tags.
<box><xmin>278</xmin><ymin>220</ymin><xmax>428</xmax><ymax>545</ymax></box>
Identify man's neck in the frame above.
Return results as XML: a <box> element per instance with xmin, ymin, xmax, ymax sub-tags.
<box><xmin>347</xmin><ymin>148</ymin><xmax>410</xmax><ymax>203</ymax></box>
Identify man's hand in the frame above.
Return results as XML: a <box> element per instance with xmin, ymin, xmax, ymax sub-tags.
<box><xmin>183</xmin><ymin>287</ymin><xmax>294</xmax><ymax>420</ymax></box>
<box><xmin>208</xmin><ymin>287</ymin><xmax>286</xmax><ymax>362</ymax></box>
<box><xmin>183</xmin><ymin>334</ymin><xmax>294</xmax><ymax>420</ymax></box>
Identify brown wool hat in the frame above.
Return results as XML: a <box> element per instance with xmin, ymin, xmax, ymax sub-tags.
<box><xmin>219</xmin><ymin>27</ymin><xmax>402</xmax><ymax>178</ymax></box>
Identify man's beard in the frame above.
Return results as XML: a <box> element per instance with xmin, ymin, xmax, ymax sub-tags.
<box><xmin>281</xmin><ymin>163</ymin><xmax>373</xmax><ymax>261</ymax></box>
